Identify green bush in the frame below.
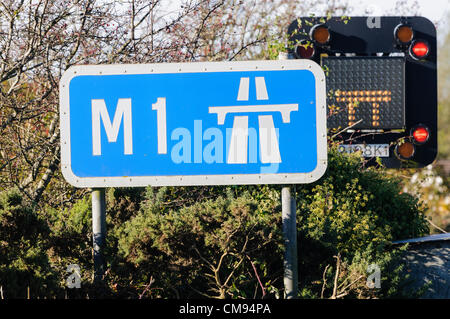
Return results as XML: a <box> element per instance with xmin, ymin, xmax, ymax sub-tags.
<box><xmin>0</xmin><ymin>189</ymin><xmax>58</xmax><ymax>298</ymax></box>
<box><xmin>298</xmin><ymin>146</ymin><xmax>428</xmax><ymax>254</ymax></box>
<box><xmin>112</xmin><ymin>187</ymin><xmax>283</xmax><ymax>298</ymax></box>
<box><xmin>105</xmin><ymin>146</ymin><xmax>428</xmax><ymax>299</ymax></box>
<box><xmin>0</xmin><ymin>146</ymin><xmax>430</xmax><ymax>299</ymax></box>
<box><xmin>295</xmin><ymin>146</ymin><xmax>429</xmax><ymax>298</ymax></box>
<box><xmin>44</xmin><ymin>195</ymin><xmax>100</xmax><ymax>298</ymax></box>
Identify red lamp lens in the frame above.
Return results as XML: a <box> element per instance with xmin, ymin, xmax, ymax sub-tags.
<box><xmin>295</xmin><ymin>40</ymin><xmax>315</xmax><ymax>59</ymax></box>
<box><xmin>412</xmin><ymin>126</ymin><xmax>429</xmax><ymax>144</ymax></box>
<box><xmin>410</xmin><ymin>41</ymin><xmax>429</xmax><ymax>59</ymax></box>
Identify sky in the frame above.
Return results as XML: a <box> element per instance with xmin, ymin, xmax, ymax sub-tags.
<box><xmin>351</xmin><ymin>0</ymin><xmax>449</xmax><ymax>43</ymax></box>
<box><xmin>349</xmin><ymin>0</ymin><xmax>450</xmax><ymax>38</ymax></box>
<box><xmin>164</xmin><ymin>0</ymin><xmax>450</xmax><ymax>43</ymax></box>
<box><xmin>350</xmin><ymin>0</ymin><xmax>449</xmax><ymax>20</ymax></box>
<box><xmin>299</xmin><ymin>0</ymin><xmax>449</xmax><ymax>41</ymax></box>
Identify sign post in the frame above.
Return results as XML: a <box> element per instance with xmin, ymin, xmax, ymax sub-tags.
<box><xmin>59</xmin><ymin>59</ymin><xmax>327</xmax><ymax>297</ymax></box>
<box><xmin>92</xmin><ymin>188</ymin><xmax>106</xmax><ymax>282</ymax></box>
<box><xmin>282</xmin><ymin>185</ymin><xmax>298</xmax><ymax>298</ymax></box>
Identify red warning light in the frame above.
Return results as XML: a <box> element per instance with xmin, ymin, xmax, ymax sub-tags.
<box><xmin>412</xmin><ymin>126</ymin><xmax>430</xmax><ymax>144</ymax></box>
<box><xmin>410</xmin><ymin>40</ymin><xmax>429</xmax><ymax>59</ymax></box>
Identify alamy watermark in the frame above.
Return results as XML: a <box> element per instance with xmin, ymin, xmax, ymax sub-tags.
<box><xmin>366</xmin><ymin>263</ymin><xmax>381</xmax><ymax>289</ymax></box>
<box><xmin>169</xmin><ymin>121</ymin><xmax>281</xmax><ymax>173</ymax></box>
<box><xmin>365</xmin><ymin>4</ymin><xmax>382</xmax><ymax>29</ymax></box>
<box><xmin>66</xmin><ymin>264</ymin><xmax>81</xmax><ymax>289</ymax></box>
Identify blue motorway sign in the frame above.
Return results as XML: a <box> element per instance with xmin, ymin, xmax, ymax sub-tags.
<box><xmin>59</xmin><ymin>60</ymin><xmax>327</xmax><ymax>187</ymax></box>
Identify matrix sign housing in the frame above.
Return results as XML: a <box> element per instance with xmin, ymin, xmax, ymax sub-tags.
<box><xmin>288</xmin><ymin>16</ymin><xmax>437</xmax><ymax>168</ymax></box>
<box><xmin>324</xmin><ymin>56</ymin><xmax>405</xmax><ymax>130</ymax></box>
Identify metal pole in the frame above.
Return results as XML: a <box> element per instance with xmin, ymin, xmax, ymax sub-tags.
<box><xmin>92</xmin><ymin>188</ymin><xmax>106</xmax><ymax>282</ymax></box>
<box><xmin>282</xmin><ymin>186</ymin><xmax>298</xmax><ymax>299</ymax></box>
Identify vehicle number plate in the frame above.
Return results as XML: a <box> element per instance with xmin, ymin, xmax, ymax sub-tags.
<box><xmin>338</xmin><ymin>144</ymin><xmax>389</xmax><ymax>157</ymax></box>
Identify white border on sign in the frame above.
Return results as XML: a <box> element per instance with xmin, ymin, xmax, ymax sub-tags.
<box><xmin>59</xmin><ymin>60</ymin><xmax>327</xmax><ymax>187</ymax></box>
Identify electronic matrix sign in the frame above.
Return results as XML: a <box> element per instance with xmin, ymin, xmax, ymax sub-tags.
<box><xmin>288</xmin><ymin>16</ymin><xmax>437</xmax><ymax>168</ymax></box>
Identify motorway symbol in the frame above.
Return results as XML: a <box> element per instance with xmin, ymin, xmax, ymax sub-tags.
<box><xmin>59</xmin><ymin>60</ymin><xmax>327</xmax><ymax>187</ymax></box>
<box><xmin>209</xmin><ymin>76</ymin><xmax>298</xmax><ymax>164</ymax></box>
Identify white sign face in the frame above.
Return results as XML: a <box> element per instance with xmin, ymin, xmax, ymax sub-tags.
<box><xmin>59</xmin><ymin>60</ymin><xmax>327</xmax><ymax>187</ymax></box>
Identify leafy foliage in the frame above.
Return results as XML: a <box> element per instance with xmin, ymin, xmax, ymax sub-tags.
<box><xmin>103</xmin><ymin>148</ymin><xmax>428</xmax><ymax>299</ymax></box>
<box><xmin>112</xmin><ymin>187</ymin><xmax>283</xmax><ymax>298</ymax></box>
<box><xmin>295</xmin><ymin>147</ymin><xmax>428</xmax><ymax>298</ymax></box>
<box><xmin>0</xmin><ymin>189</ymin><xmax>57</xmax><ymax>298</ymax></box>
<box><xmin>0</xmin><ymin>147</ymin><xmax>430</xmax><ymax>299</ymax></box>
<box><xmin>298</xmin><ymin>147</ymin><xmax>428</xmax><ymax>255</ymax></box>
